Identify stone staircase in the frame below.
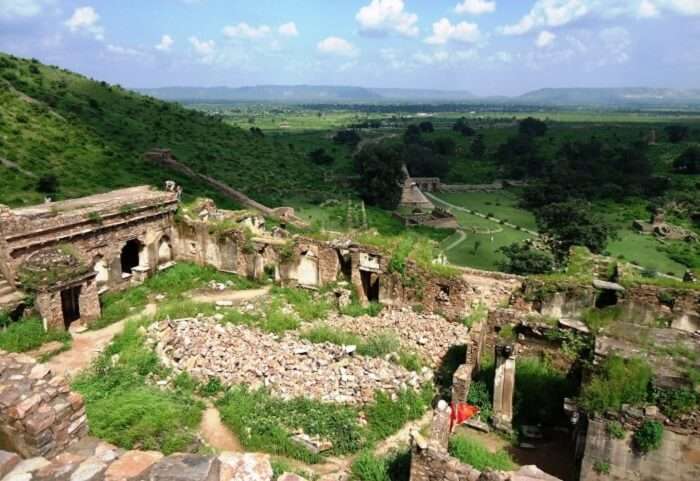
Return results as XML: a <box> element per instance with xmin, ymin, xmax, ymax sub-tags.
<box><xmin>0</xmin><ymin>275</ymin><xmax>25</xmax><ymax>311</ymax></box>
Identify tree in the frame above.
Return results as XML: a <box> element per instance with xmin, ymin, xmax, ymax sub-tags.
<box><xmin>498</xmin><ymin>243</ymin><xmax>554</xmax><ymax>275</ymax></box>
<box><xmin>419</xmin><ymin>121</ymin><xmax>434</xmax><ymax>133</ymax></box>
<box><xmin>470</xmin><ymin>134</ymin><xmax>486</xmax><ymax>159</ymax></box>
<box><xmin>452</xmin><ymin>117</ymin><xmax>475</xmax><ymax>136</ymax></box>
<box><xmin>537</xmin><ymin>201</ymin><xmax>614</xmax><ymax>259</ymax></box>
<box><xmin>333</xmin><ymin>129</ymin><xmax>361</xmax><ymax>146</ymax></box>
<box><xmin>430</xmin><ymin>137</ymin><xmax>456</xmax><ymax>156</ymax></box>
<box><xmin>403</xmin><ymin>124</ymin><xmax>422</xmax><ymax>144</ymax></box>
<box><xmin>36</xmin><ymin>174</ymin><xmax>59</xmax><ymax>194</ymax></box>
<box><xmin>494</xmin><ymin>134</ymin><xmax>542</xmax><ymax>179</ymax></box>
<box><xmin>665</xmin><ymin>125</ymin><xmax>690</xmax><ymax>143</ymax></box>
<box><xmin>403</xmin><ymin>144</ymin><xmax>449</xmax><ymax>178</ymax></box>
<box><xmin>519</xmin><ymin>117</ymin><xmax>547</xmax><ymax>137</ymax></box>
<box><xmin>673</xmin><ymin>146</ymin><xmax>700</xmax><ymax>174</ymax></box>
<box><xmin>355</xmin><ymin>144</ymin><xmax>406</xmax><ymax>210</ymax></box>
<box><xmin>308</xmin><ymin>148</ymin><xmax>334</xmax><ymax>165</ymax></box>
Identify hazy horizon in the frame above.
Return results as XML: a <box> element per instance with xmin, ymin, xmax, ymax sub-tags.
<box><xmin>1</xmin><ymin>1</ymin><xmax>699</xmax><ymax>96</ymax></box>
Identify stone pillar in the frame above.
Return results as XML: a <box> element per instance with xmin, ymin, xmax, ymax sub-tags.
<box><xmin>429</xmin><ymin>400</ymin><xmax>452</xmax><ymax>451</ymax></box>
<box><xmin>131</xmin><ymin>266</ymin><xmax>150</xmax><ymax>285</ymax></box>
<box><xmin>79</xmin><ymin>279</ymin><xmax>101</xmax><ymax>326</ymax></box>
<box><xmin>493</xmin><ymin>344</ymin><xmax>517</xmax><ymax>432</ymax></box>
<box><xmin>451</xmin><ymin>334</ymin><xmax>475</xmax><ymax>402</ymax></box>
<box><xmin>35</xmin><ymin>291</ymin><xmax>63</xmax><ymax>331</ymax></box>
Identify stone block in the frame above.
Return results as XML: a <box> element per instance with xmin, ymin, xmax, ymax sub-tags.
<box><xmin>104</xmin><ymin>450</ymin><xmax>163</xmax><ymax>481</ymax></box>
<box><xmin>10</xmin><ymin>394</ymin><xmax>43</xmax><ymax>419</ymax></box>
<box><xmin>218</xmin><ymin>452</ymin><xmax>273</xmax><ymax>481</ymax></box>
<box><xmin>0</xmin><ymin>450</ymin><xmax>21</xmax><ymax>479</ymax></box>
<box><xmin>149</xmin><ymin>454</ymin><xmax>220</xmax><ymax>481</ymax></box>
<box><xmin>70</xmin><ymin>457</ymin><xmax>108</xmax><ymax>481</ymax></box>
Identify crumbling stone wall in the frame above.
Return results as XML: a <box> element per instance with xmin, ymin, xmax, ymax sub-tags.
<box><xmin>34</xmin><ymin>275</ymin><xmax>101</xmax><ymax>330</ymax></box>
<box><xmin>580</xmin><ymin>418</ymin><xmax>700</xmax><ymax>481</ymax></box>
<box><xmin>410</xmin><ymin>403</ymin><xmax>561</xmax><ymax>481</ymax></box>
<box><xmin>0</xmin><ymin>352</ymin><xmax>88</xmax><ymax>459</ymax></box>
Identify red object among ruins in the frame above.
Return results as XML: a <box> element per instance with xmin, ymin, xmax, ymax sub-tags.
<box><xmin>450</xmin><ymin>402</ymin><xmax>480</xmax><ymax>431</ymax></box>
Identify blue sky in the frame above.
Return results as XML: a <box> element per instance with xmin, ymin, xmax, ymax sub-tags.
<box><xmin>0</xmin><ymin>0</ymin><xmax>699</xmax><ymax>95</ymax></box>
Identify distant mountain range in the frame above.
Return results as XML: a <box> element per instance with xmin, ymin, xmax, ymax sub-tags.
<box><xmin>136</xmin><ymin>85</ymin><xmax>700</xmax><ymax>107</ymax></box>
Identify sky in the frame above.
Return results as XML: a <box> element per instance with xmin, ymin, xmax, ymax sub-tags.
<box><xmin>0</xmin><ymin>0</ymin><xmax>699</xmax><ymax>96</ymax></box>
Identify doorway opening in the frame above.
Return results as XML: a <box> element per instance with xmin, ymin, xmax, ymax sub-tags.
<box><xmin>121</xmin><ymin>239</ymin><xmax>142</xmax><ymax>275</ymax></box>
<box><xmin>61</xmin><ymin>285</ymin><xmax>81</xmax><ymax>329</ymax></box>
<box><xmin>360</xmin><ymin>270</ymin><xmax>380</xmax><ymax>302</ymax></box>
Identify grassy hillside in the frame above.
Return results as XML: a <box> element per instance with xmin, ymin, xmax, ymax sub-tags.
<box><xmin>0</xmin><ymin>53</ymin><xmax>348</xmax><ymax>208</ymax></box>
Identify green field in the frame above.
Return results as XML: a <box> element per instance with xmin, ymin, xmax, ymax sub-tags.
<box><xmin>606</xmin><ymin>230</ymin><xmax>687</xmax><ymax>277</ymax></box>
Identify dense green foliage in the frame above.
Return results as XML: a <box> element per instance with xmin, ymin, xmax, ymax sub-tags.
<box><xmin>216</xmin><ymin>384</ymin><xmax>433</xmax><ymax>463</ymax></box>
<box><xmin>514</xmin><ymin>357</ymin><xmax>575</xmax><ymax>426</ymax></box>
<box><xmin>537</xmin><ymin>201</ymin><xmax>614</xmax><ymax>258</ymax></box>
<box><xmin>633</xmin><ymin>421</ymin><xmax>664</xmax><ymax>454</ymax></box>
<box><xmin>0</xmin><ymin>317</ymin><xmax>71</xmax><ymax>353</ymax></box>
<box><xmin>498</xmin><ymin>243</ymin><xmax>554</xmax><ymax>275</ymax></box>
<box><xmin>355</xmin><ymin>144</ymin><xmax>406</xmax><ymax>209</ymax></box>
<box><xmin>351</xmin><ymin>450</ymin><xmax>411</xmax><ymax>481</ymax></box>
<box><xmin>72</xmin><ymin>319</ymin><xmax>203</xmax><ymax>454</ymax></box>
<box><xmin>580</xmin><ymin>356</ymin><xmax>652</xmax><ymax>413</ymax></box>
<box><xmin>0</xmin><ymin>53</ymin><xmax>346</xmax><ymax>207</ymax></box>
<box><xmin>448</xmin><ymin>435</ymin><xmax>516</xmax><ymax>471</ymax></box>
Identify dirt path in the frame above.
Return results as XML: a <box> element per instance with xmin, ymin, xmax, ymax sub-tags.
<box><xmin>46</xmin><ymin>303</ymin><xmax>156</xmax><ymax>378</ymax></box>
<box><xmin>188</xmin><ymin>286</ymin><xmax>271</xmax><ymax>304</ymax></box>
<box><xmin>354</xmin><ymin>133</ymin><xmax>398</xmax><ymax>154</ymax></box>
<box><xmin>443</xmin><ymin>230</ymin><xmax>467</xmax><ymax>253</ymax></box>
<box><xmin>200</xmin><ymin>402</ymin><xmax>243</xmax><ymax>452</ymax></box>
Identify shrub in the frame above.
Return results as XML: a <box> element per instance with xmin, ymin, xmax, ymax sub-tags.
<box><xmin>351</xmin><ymin>449</ymin><xmax>410</xmax><ymax>481</ymax></box>
<box><xmin>606</xmin><ymin>421</ymin><xmax>626</xmax><ymax>440</ymax></box>
<box><xmin>593</xmin><ymin>460</ymin><xmax>611</xmax><ymax>475</ymax></box>
<box><xmin>365</xmin><ymin>385</ymin><xmax>434</xmax><ymax>441</ymax></box>
<box><xmin>448</xmin><ymin>434</ymin><xmax>516</xmax><ymax>471</ymax></box>
<box><xmin>633</xmin><ymin>421</ymin><xmax>663</xmax><ymax>454</ymax></box>
<box><xmin>651</xmin><ymin>387</ymin><xmax>699</xmax><ymax>420</ymax></box>
<box><xmin>514</xmin><ymin>357</ymin><xmax>575</xmax><ymax>426</ymax></box>
<box><xmin>581</xmin><ymin>357</ymin><xmax>652</xmax><ymax>413</ymax></box>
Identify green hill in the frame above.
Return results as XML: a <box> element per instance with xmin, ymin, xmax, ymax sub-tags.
<box><xmin>0</xmin><ymin>52</ymin><xmax>345</xmax><ymax>208</ymax></box>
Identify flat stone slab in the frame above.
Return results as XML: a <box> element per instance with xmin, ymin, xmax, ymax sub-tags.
<box><xmin>218</xmin><ymin>452</ymin><xmax>273</xmax><ymax>481</ymax></box>
<box><xmin>592</xmin><ymin>279</ymin><xmax>625</xmax><ymax>291</ymax></box>
<box><xmin>149</xmin><ymin>454</ymin><xmax>219</xmax><ymax>481</ymax></box>
<box><xmin>104</xmin><ymin>450</ymin><xmax>163</xmax><ymax>481</ymax></box>
<box><xmin>558</xmin><ymin>318</ymin><xmax>590</xmax><ymax>334</ymax></box>
<box><xmin>0</xmin><ymin>451</ymin><xmax>21</xmax><ymax>479</ymax></box>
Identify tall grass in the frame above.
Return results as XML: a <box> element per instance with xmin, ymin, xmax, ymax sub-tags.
<box><xmin>0</xmin><ymin>317</ymin><xmax>71</xmax><ymax>353</ymax></box>
<box><xmin>448</xmin><ymin>435</ymin><xmax>516</xmax><ymax>471</ymax></box>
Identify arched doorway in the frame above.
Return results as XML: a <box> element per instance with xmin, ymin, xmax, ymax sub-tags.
<box><xmin>158</xmin><ymin>237</ymin><xmax>173</xmax><ymax>265</ymax></box>
<box><xmin>120</xmin><ymin>239</ymin><xmax>143</xmax><ymax>275</ymax></box>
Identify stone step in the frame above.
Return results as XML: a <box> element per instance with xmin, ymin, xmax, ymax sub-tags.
<box><xmin>0</xmin><ymin>282</ymin><xmax>14</xmax><ymax>297</ymax></box>
<box><xmin>0</xmin><ymin>290</ymin><xmax>25</xmax><ymax>310</ymax></box>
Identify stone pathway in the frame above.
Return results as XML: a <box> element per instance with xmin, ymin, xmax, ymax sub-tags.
<box><xmin>443</xmin><ymin>229</ymin><xmax>466</xmax><ymax>253</ymax></box>
<box><xmin>45</xmin><ymin>303</ymin><xmax>157</xmax><ymax>379</ymax></box>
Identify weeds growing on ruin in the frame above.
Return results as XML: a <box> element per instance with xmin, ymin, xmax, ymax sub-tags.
<box><xmin>580</xmin><ymin>356</ymin><xmax>652</xmax><ymax>413</ymax></box>
<box><xmin>606</xmin><ymin>421</ymin><xmax>626</xmax><ymax>439</ymax></box>
<box><xmin>72</xmin><ymin>318</ymin><xmax>204</xmax><ymax>454</ymax></box>
<box><xmin>350</xmin><ymin>449</ymin><xmax>411</xmax><ymax>481</ymax></box>
<box><xmin>271</xmin><ymin>286</ymin><xmax>331</xmax><ymax>321</ymax></box>
<box><xmin>0</xmin><ymin>316</ymin><xmax>71</xmax><ymax>353</ymax></box>
<box><xmin>216</xmin><ymin>383</ymin><xmax>433</xmax><ymax>464</ymax></box>
<box><xmin>514</xmin><ymin>357</ymin><xmax>576</xmax><ymax>426</ymax></box>
<box><xmin>448</xmin><ymin>434</ymin><xmax>516</xmax><ymax>471</ymax></box>
<box><xmin>633</xmin><ymin>420</ymin><xmax>664</xmax><ymax>454</ymax></box>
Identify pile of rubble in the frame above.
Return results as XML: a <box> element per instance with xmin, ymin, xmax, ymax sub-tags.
<box><xmin>322</xmin><ymin>308</ymin><xmax>470</xmax><ymax>366</ymax></box>
<box><xmin>147</xmin><ymin>318</ymin><xmax>430</xmax><ymax>404</ymax></box>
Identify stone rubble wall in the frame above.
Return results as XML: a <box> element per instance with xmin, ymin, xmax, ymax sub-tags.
<box><xmin>579</xmin><ymin>418</ymin><xmax>700</xmax><ymax>481</ymax></box>
<box><xmin>0</xmin><ymin>352</ymin><xmax>88</xmax><ymax>459</ymax></box>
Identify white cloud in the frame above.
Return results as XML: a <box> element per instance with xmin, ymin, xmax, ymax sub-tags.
<box><xmin>493</xmin><ymin>51</ymin><xmax>513</xmax><ymax>63</ymax></box>
<box><xmin>455</xmin><ymin>0</ymin><xmax>496</xmax><ymax>15</ymax></box>
<box><xmin>597</xmin><ymin>26</ymin><xmax>631</xmax><ymax>65</ymax></box>
<box><xmin>317</xmin><ymin>36</ymin><xmax>358</xmax><ymax>57</ymax></box>
<box><xmin>425</xmin><ymin>18</ymin><xmax>481</xmax><ymax>45</ymax></box>
<box><xmin>356</xmin><ymin>0</ymin><xmax>419</xmax><ymax>37</ymax></box>
<box><xmin>501</xmin><ymin>0</ymin><xmax>700</xmax><ymax>36</ymax></box>
<box><xmin>65</xmin><ymin>6</ymin><xmax>104</xmax><ymax>40</ymax></box>
<box><xmin>535</xmin><ymin>30</ymin><xmax>556</xmax><ymax>47</ymax></box>
<box><xmin>189</xmin><ymin>35</ymin><xmax>216</xmax><ymax>63</ymax></box>
<box><xmin>223</xmin><ymin>22</ymin><xmax>271</xmax><ymax>40</ymax></box>
<box><xmin>155</xmin><ymin>34</ymin><xmax>174</xmax><ymax>51</ymax></box>
<box><xmin>0</xmin><ymin>0</ymin><xmax>53</xmax><ymax>19</ymax></box>
<box><xmin>637</xmin><ymin>0</ymin><xmax>660</xmax><ymax>17</ymax></box>
<box><xmin>107</xmin><ymin>44</ymin><xmax>146</xmax><ymax>57</ymax></box>
<box><xmin>278</xmin><ymin>21</ymin><xmax>298</xmax><ymax>37</ymax></box>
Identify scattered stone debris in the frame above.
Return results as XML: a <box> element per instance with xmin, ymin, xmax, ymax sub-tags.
<box><xmin>321</xmin><ymin>308</ymin><xmax>471</xmax><ymax>367</ymax></box>
<box><xmin>147</xmin><ymin>318</ymin><xmax>430</xmax><ymax>404</ymax></box>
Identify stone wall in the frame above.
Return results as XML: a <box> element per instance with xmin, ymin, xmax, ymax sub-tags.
<box><xmin>34</xmin><ymin>275</ymin><xmax>101</xmax><ymax>330</ymax></box>
<box><xmin>0</xmin><ymin>352</ymin><xmax>88</xmax><ymax>459</ymax></box>
<box><xmin>579</xmin><ymin>418</ymin><xmax>700</xmax><ymax>481</ymax></box>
